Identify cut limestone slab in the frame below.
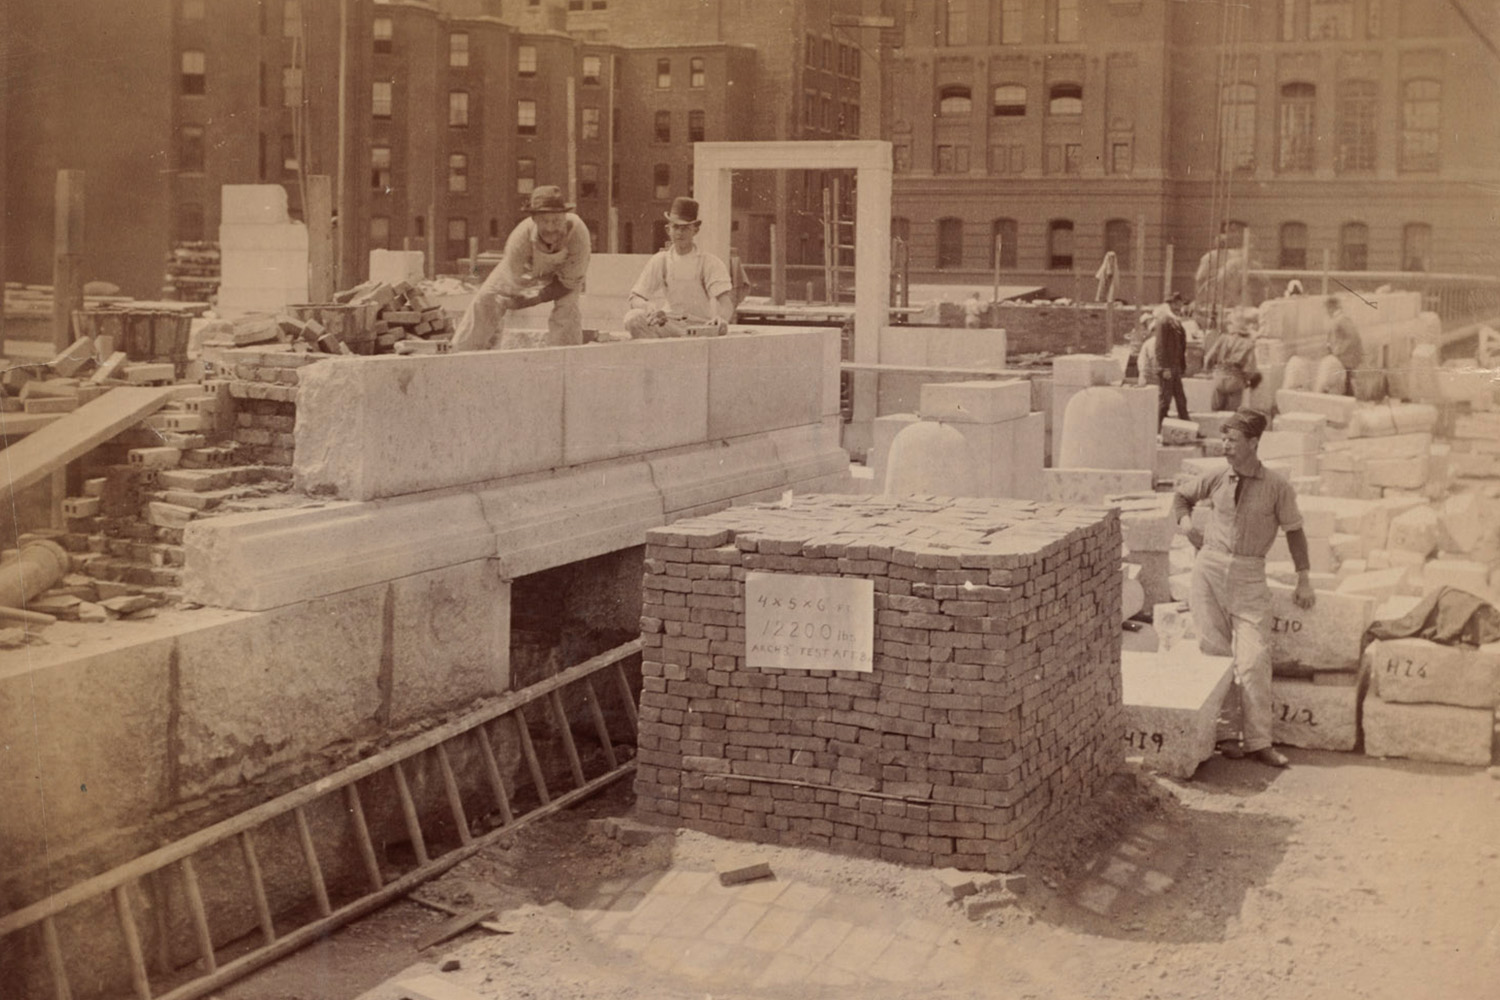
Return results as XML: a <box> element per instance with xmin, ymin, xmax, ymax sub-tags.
<box><xmin>1266</xmin><ymin>584</ymin><xmax>1376</xmax><ymax>673</ymax></box>
<box><xmin>1270</xmin><ymin>678</ymin><xmax>1359</xmax><ymax>751</ymax></box>
<box><xmin>1364</xmin><ymin>455</ymin><xmax>1431</xmax><ymax>491</ymax></box>
<box><xmin>1160</xmin><ymin>417</ymin><xmax>1199</xmax><ymax>447</ymax></box>
<box><xmin>1365</xmin><ymin>637</ymin><xmax>1500</xmax><ymax>709</ymax></box>
<box><xmin>1337</xmin><ymin>567</ymin><xmax>1412</xmax><ymax>602</ymax></box>
<box><xmin>918</xmin><ymin>379</ymin><xmax>1031</xmax><ymax>424</ymax></box>
<box><xmin>1107</xmin><ymin>492</ymin><xmax>1178</xmax><ymax>553</ymax></box>
<box><xmin>1044</xmin><ymin>468</ymin><xmax>1153</xmax><ymax>505</ymax></box>
<box><xmin>1275</xmin><ymin>389</ymin><xmax>1358</xmax><ymax>426</ymax></box>
<box><xmin>1421</xmin><ymin>560</ymin><xmax>1494</xmax><ymax>599</ymax></box>
<box><xmin>1362</xmin><ymin>693</ymin><xmax>1494</xmax><ymax>766</ymax></box>
<box><xmin>1154</xmin><ymin>445</ymin><xmax>1200</xmax><ymax>483</ymax></box>
<box><xmin>1386</xmin><ymin>505</ymin><xmax>1440</xmax><ymax>557</ymax></box>
<box><xmin>1120</xmin><ymin>646</ymin><xmax>1234</xmax><ymax>779</ymax></box>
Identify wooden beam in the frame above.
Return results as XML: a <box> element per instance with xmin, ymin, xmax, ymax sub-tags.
<box><xmin>306</xmin><ymin>175</ymin><xmax>334</xmax><ymax>304</ymax></box>
<box><xmin>0</xmin><ymin>387</ymin><xmax>176</xmax><ymax>499</ymax></box>
<box><xmin>52</xmin><ymin>170</ymin><xmax>85</xmax><ymax>354</ymax></box>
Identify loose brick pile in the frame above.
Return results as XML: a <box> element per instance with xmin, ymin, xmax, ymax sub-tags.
<box><xmin>634</xmin><ymin>494</ymin><xmax>1123</xmax><ymax>872</ymax></box>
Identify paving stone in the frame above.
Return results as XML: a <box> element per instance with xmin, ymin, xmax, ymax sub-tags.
<box><xmin>1120</xmin><ymin>646</ymin><xmax>1234</xmax><ymax>779</ymax></box>
<box><xmin>933</xmin><ymin>868</ymin><xmax>978</xmax><ymax>901</ymax></box>
<box><xmin>1362</xmin><ymin>693</ymin><xmax>1494</xmax><ymax>766</ymax></box>
<box><xmin>717</xmin><ymin>859</ymin><xmax>774</xmax><ymax>885</ymax></box>
<box><xmin>1270</xmin><ymin>678</ymin><xmax>1359</xmax><ymax>751</ymax></box>
<box><xmin>1266</xmin><ymin>584</ymin><xmax>1375</xmax><ymax>673</ymax></box>
<box><xmin>1365</xmin><ymin>637</ymin><xmax>1500</xmax><ymax>709</ymax></box>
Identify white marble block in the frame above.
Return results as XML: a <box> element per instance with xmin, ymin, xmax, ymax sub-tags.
<box><xmin>1362</xmin><ymin>693</ymin><xmax>1494</xmax><ymax>766</ymax></box>
<box><xmin>1266</xmin><ymin>584</ymin><xmax>1376</xmax><ymax>673</ymax></box>
<box><xmin>1365</xmin><ymin>637</ymin><xmax>1500</xmax><ymax>709</ymax></box>
<box><xmin>1121</xmin><ymin>646</ymin><xmax>1235</xmax><ymax>779</ymax></box>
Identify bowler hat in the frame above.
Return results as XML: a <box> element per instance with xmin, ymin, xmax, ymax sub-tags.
<box><xmin>664</xmin><ymin>197</ymin><xmax>701</xmax><ymax>226</ymax></box>
<box><xmin>524</xmin><ymin>185</ymin><xmax>574</xmax><ymax>214</ymax></box>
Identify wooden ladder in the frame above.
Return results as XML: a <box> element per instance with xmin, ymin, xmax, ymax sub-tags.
<box><xmin>0</xmin><ymin>640</ymin><xmax>642</xmax><ymax>1000</ymax></box>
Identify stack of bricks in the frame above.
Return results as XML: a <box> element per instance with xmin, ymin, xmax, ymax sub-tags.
<box><xmin>633</xmin><ymin>494</ymin><xmax>1123</xmax><ymax>873</ymax></box>
<box><xmin>217</xmin><ymin>347</ymin><xmax>328</xmax><ymax>466</ymax></box>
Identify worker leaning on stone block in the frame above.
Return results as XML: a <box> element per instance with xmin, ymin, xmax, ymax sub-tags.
<box><xmin>624</xmin><ymin>197</ymin><xmax>734</xmax><ymax>339</ymax></box>
<box><xmin>451</xmin><ymin>185</ymin><xmax>592</xmax><ymax>351</ymax></box>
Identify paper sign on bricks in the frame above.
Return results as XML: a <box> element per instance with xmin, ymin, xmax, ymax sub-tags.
<box><xmin>745</xmin><ymin>572</ymin><xmax>874</xmax><ymax>672</ymax></box>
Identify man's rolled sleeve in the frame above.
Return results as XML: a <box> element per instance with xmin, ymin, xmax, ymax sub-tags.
<box><xmin>703</xmin><ymin>256</ymin><xmax>733</xmax><ymax>301</ymax></box>
<box><xmin>1274</xmin><ymin>479</ymin><xmax>1304</xmax><ymax>535</ymax></box>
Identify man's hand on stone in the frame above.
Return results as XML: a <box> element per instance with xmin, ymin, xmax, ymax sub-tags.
<box><xmin>1293</xmin><ymin>576</ymin><xmax>1317</xmax><ymax>609</ymax></box>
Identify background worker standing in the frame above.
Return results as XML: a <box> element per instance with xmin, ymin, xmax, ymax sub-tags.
<box><xmin>451</xmin><ymin>186</ymin><xmax>592</xmax><ymax>351</ymax></box>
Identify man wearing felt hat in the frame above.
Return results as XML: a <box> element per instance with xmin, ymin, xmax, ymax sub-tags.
<box><xmin>1172</xmin><ymin>408</ymin><xmax>1317</xmax><ymax>769</ymax></box>
<box><xmin>624</xmin><ymin>196</ymin><xmax>734</xmax><ymax>339</ymax></box>
<box><xmin>452</xmin><ymin>185</ymin><xmax>592</xmax><ymax>351</ymax></box>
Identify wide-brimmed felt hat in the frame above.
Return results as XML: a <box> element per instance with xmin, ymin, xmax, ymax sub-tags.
<box><xmin>664</xmin><ymin>197</ymin><xmax>701</xmax><ymax>226</ymax></box>
<box><xmin>525</xmin><ymin>185</ymin><xmax>574</xmax><ymax>214</ymax></box>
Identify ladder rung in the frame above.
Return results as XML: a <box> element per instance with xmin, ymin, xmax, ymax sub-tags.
<box><xmin>238</xmin><ymin>831</ymin><xmax>276</xmax><ymax>946</ymax></box>
<box><xmin>343</xmin><ymin>782</ymin><xmax>384</xmax><ymax>892</ymax></box>
<box><xmin>146</xmin><ymin>869</ymin><xmax>172</xmax><ymax>976</ymax></box>
<box><xmin>548</xmin><ymin>689</ymin><xmax>588</xmax><ymax>789</ymax></box>
<box><xmin>391</xmin><ymin>759</ymin><xmax>431</xmax><ymax>865</ymax></box>
<box><xmin>112</xmin><ymin>883</ymin><xmax>153</xmax><ymax>1000</ymax></box>
<box><xmin>475</xmin><ymin>724</ymin><xmax>516</xmax><ymax>826</ymax></box>
<box><xmin>510</xmin><ymin>710</ymin><xmax>551</xmax><ymax>806</ymax></box>
<box><xmin>41</xmin><ymin>916</ymin><xmax>73</xmax><ymax>1000</ymax></box>
<box><xmin>435</xmin><ymin>743</ymin><xmax>473</xmax><ymax>845</ymax></box>
<box><xmin>292</xmin><ymin>807</ymin><xmax>332</xmax><ymax>918</ymax></box>
<box><xmin>583</xmin><ymin>678</ymin><xmax>618</xmax><ymax>770</ymax></box>
<box><xmin>179</xmin><ymin>857</ymin><xmax>217</xmax><ymax>974</ymax></box>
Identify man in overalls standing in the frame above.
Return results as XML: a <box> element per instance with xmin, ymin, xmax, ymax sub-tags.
<box><xmin>451</xmin><ymin>186</ymin><xmax>592</xmax><ymax>351</ymax></box>
<box><xmin>624</xmin><ymin>197</ymin><xmax>734</xmax><ymax>339</ymax></box>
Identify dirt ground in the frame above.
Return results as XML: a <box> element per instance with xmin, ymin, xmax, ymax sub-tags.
<box><xmin>219</xmin><ymin>750</ymin><xmax>1500</xmax><ymax>1000</ymax></box>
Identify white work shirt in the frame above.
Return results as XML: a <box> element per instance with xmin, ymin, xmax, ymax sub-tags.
<box><xmin>629</xmin><ymin>246</ymin><xmax>733</xmax><ymax>324</ymax></box>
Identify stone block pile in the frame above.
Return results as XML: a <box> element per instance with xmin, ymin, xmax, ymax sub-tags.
<box><xmin>634</xmin><ymin>494</ymin><xmax>1123</xmax><ymax>872</ymax></box>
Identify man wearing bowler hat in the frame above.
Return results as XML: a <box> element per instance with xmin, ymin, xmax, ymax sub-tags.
<box><xmin>624</xmin><ymin>196</ymin><xmax>734</xmax><ymax>339</ymax></box>
<box><xmin>452</xmin><ymin>185</ymin><xmax>592</xmax><ymax>351</ymax></box>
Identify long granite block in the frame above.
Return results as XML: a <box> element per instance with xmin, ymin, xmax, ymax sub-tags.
<box><xmin>1266</xmin><ymin>584</ymin><xmax>1375</xmax><ymax>673</ymax></box>
<box><xmin>389</xmin><ymin>562</ymin><xmax>511</xmax><ymax>724</ymax></box>
<box><xmin>919</xmin><ymin>378</ymin><xmax>1031</xmax><ymax>424</ymax></box>
<box><xmin>1121</xmin><ymin>647</ymin><xmax>1234</xmax><ymax>778</ymax></box>
<box><xmin>1270</xmin><ymin>678</ymin><xmax>1359</xmax><ymax>751</ymax></box>
<box><xmin>1275</xmin><ymin>389</ymin><xmax>1358</xmax><ymax>426</ymax></box>
<box><xmin>708</xmin><ymin>330</ymin><xmax>827</xmax><ymax>438</ymax></box>
<box><xmin>1362</xmin><ymin>693</ymin><xmax>1494</xmax><ymax>766</ymax></box>
<box><xmin>1365</xmin><ymin>637</ymin><xmax>1500</xmax><ymax>709</ymax></box>
<box><xmin>565</xmin><ymin>338</ymin><xmax>709</xmax><ymax>466</ymax></box>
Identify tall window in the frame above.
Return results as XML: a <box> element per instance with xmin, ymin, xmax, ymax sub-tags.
<box><xmin>582</xmin><ymin>107</ymin><xmax>601</xmax><ymax>140</ymax></box>
<box><xmin>989</xmin><ymin>144</ymin><xmax>1024</xmax><ymax>174</ymax></box>
<box><xmin>943</xmin><ymin>0</ymin><xmax>969</xmax><ymax>45</ymax></box>
<box><xmin>449</xmin><ymin>91</ymin><xmax>469</xmax><ymax>127</ymax></box>
<box><xmin>991</xmin><ymin>218</ymin><xmax>1017</xmax><ymax>268</ymax></box>
<box><xmin>654</xmin><ymin>163</ymin><xmax>670</xmax><ymax>200</ymax></box>
<box><xmin>582</xmin><ymin>55</ymin><xmax>602</xmax><ymax>85</ymax></box>
<box><xmin>283</xmin><ymin>67</ymin><xmax>303</xmax><ymax>108</ymax></box>
<box><xmin>448</xmin><ymin>153</ymin><xmax>468</xmax><ymax>193</ymax></box>
<box><xmin>996</xmin><ymin>0</ymin><xmax>1022</xmax><ymax>44</ymax></box>
<box><xmin>1278</xmin><ymin>222</ymin><xmax>1307</xmax><ymax>268</ymax></box>
<box><xmin>1053</xmin><ymin>0</ymin><xmax>1080</xmax><ymax>42</ymax></box>
<box><xmin>1402</xmin><ymin>223</ymin><xmax>1431</xmax><ymax>271</ymax></box>
<box><xmin>1277</xmin><ymin>82</ymin><xmax>1316</xmax><ymax>172</ymax></box>
<box><xmin>1110</xmin><ymin>141</ymin><xmax>1132</xmax><ymax>174</ymax></box>
<box><xmin>370</xmin><ymin>216</ymin><xmax>390</xmax><ymax>250</ymax></box>
<box><xmin>371</xmin><ymin>146</ymin><xmax>392</xmax><ymax>191</ymax></box>
<box><xmin>281</xmin><ymin>133</ymin><xmax>299</xmax><ymax>174</ymax></box>
<box><xmin>1045</xmin><ymin>143</ymin><xmax>1080</xmax><ymax>174</ymax></box>
<box><xmin>1400</xmin><ymin>79</ymin><xmax>1440</xmax><ymax>172</ymax></box>
<box><xmin>517</xmin><ymin>99</ymin><xmax>536</xmax><ymax>135</ymax></box>
<box><xmin>689</xmin><ymin>110</ymin><xmax>706</xmax><ymax>142</ymax></box>
<box><xmin>1220</xmin><ymin>83</ymin><xmax>1256</xmax><ymax>173</ymax></box>
<box><xmin>690</xmin><ymin>57</ymin><xmax>705</xmax><ymax>88</ymax></box>
<box><xmin>893</xmin><ymin>140</ymin><xmax>911</xmax><ymax>173</ymax></box>
<box><xmin>181</xmin><ymin>51</ymin><xmax>206</xmax><ymax>95</ymax></box>
<box><xmin>1336</xmin><ymin>79</ymin><xmax>1376</xmax><ymax>173</ymax></box>
<box><xmin>938</xmin><ymin>85</ymin><xmax>972</xmax><ymax>116</ymax></box>
<box><xmin>992</xmin><ymin>84</ymin><xmax>1026</xmax><ymax>117</ymax></box>
<box><xmin>655</xmin><ymin>110</ymin><xmax>671</xmax><ymax>142</ymax></box>
<box><xmin>937</xmin><ymin>217</ymin><xmax>964</xmax><ymax>269</ymax></box>
<box><xmin>1048</xmin><ymin>219</ymin><xmax>1074</xmax><ymax>269</ymax></box>
<box><xmin>373</xmin><ymin>81</ymin><xmax>393</xmax><ymax>119</ymax></box>
<box><xmin>656</xmin><ymin>58</ymin><xmax>671</xmax><ymax>89</ymax></box>
<box><xmin>1048</xmin><ymin>83</ymin><xmax>1082</xmax><ymax>115</ymax></box>
<box><xmin>180</xmin><ymin>126</ymin><xmax>205</xmax><ymax>173</ymax></box>
<box><xmin>1104</xmin><ymin>219</ymin><xmax>1132</xmax><ymax>271</ymax></box>
<box><xmin>447</xmin><ymin>217</ymin><xmax>469</xmax><ymax>261</ymax></box>
<box><xmin>449</xmin><ymin>33</ymin><xmax>469</xmax><ymax>67</ymax></box>
<box><xmin>373</xmin><ymin>18</ymin><xmax>392</xmax><ymax>54</ymax></box>
<box><xmin>517</xmin><ymin>158</ymin><xmax>536</xmax><ymax>194</ymax></box>
<box><xmin>283</xmin><ymin>0</ymin><xmax>302</xmax><ymax>37</ymax></box>
<box><xmin>579</xmin><ymin>163</ymin><xmax>599</xmax><ymax>198</ymax></box>
<box><xmin>936</xmin><ymin>145</ymin><xmax>970</xmax><ymax>173</ymax></box>
<box><xmin>1339</xmin><ymin>222</ymin><xmax>1368</xmax><ymax>270</ymax></box>
<box><xmin>518</xmin><ymin>45</ymin><xmax>537</xmax><ymax>77</ymax></box>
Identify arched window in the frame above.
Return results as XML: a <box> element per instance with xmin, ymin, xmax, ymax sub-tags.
<box><xmin>1048</xmin><ymin>83</ymin><xmax>1082</xmax><ymax>115</ymax></box>
<box><xmin>1048</xmin><ymin>219</ymin><xmax>1074</xmax><ymax>270</ymax></box>
<box><xmin>1400</xmin><ymin>79</ymin><xmax>1440</xmax><ymax>172</ymax></box>
<box><xmin>1278</xmin><ymin>222</ymin><xmax>1307</xmax><ymax>269</ymax></box>
<box><xmin>1277</xmin><ymin>82</ymin><xmax>1316</xmax><ymax>172</ymax></box>
<box><xmin>1104</xmin><ymin>219</ymin><xmax>1132</xmax><ymax>271</ymax></box>
<box><xmin>1220</xmin><ymin>82</ymin><xmax>1256</xmax><ymax>173</ymax></box>
<box><xmin>939</xmin><ymin>85</ymin><xmax>972</xmax><ymax>116</ymax></box>
<box><xmin>991</xmin><ymin>219</ymin><xmax>1017</xmax><ymax>268</ymax></box>
<box><xmin>1402</xmin><ymin>223</ymin><xmax>1431</xmax><ymax>272</ymax></box>
<box><xmin>1339</xmin><ymin>222</ymin><xmax>1368</xmax><ymax>271</ymax></box>
<box><xmin>992</xmin><ymin>84</ymin><xmax>1026</xmax><ymax>117</ymax></box>
<box><xmin>1336</xmin><ymin>79</ymin><xmax>1377</xmax><ymax>173</ymax></box>
<box><xmin>937</xmin><ymin>217</ymin><xmax>964</xmax><ymax>269</ymax></box>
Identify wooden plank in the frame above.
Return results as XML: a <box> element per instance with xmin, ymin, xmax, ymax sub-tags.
<box><xmin>435</xmin><ymin>744</ymin><xmax>472</xmax><ymax>846</ymax></box>
<box><xmin>0</xmin><ymin>412</ymin><xmax>63</xmax><ymax>440</ymax></box>
<box><xmin>395</xmin><ymin>973</ymin><xmax>493</xmax><ymax>1000</ymax></box>
<box><xmin>839</xmin><ymin>362</ymin><xmax>1038</xmax><ymax>379</ymax></box>
<box><xmin>413</xmin><ymin>907</ymin><xmax>496</xmax><ymax>951</ymax></box>
<box><xmin>238</xmin><ymin>832</ymin><xmax>276</xmax><ymax>945</ymax></box>
<box><xmin>344</xmin><ymin>783</ymin><xmax>384</xmax><ymax>892</ymax></box>
<box><xmin>0</xmin><ymin>387</ymin><xmax>176</xmax><ymax>497</ymax></box>
<box><xmin>41</xmin><ymin>916</ymin><xmax>73</xmax><ymax>1000</ymax></box>
<box><xmin>548</xmin><ymin>690</ymin><xmax>588</xmax><ymax>789</ymax></box>
<box><xmin>112</xmin><ymin>884</ymin><xmax>153</xmax><ymax>1000</ymax></box>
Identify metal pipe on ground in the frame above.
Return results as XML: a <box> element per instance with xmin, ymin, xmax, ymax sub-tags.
<box><xmin>0</xmin><ymin>539</ymin><xmax>70</xmax><ymax>611</ymax></box>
